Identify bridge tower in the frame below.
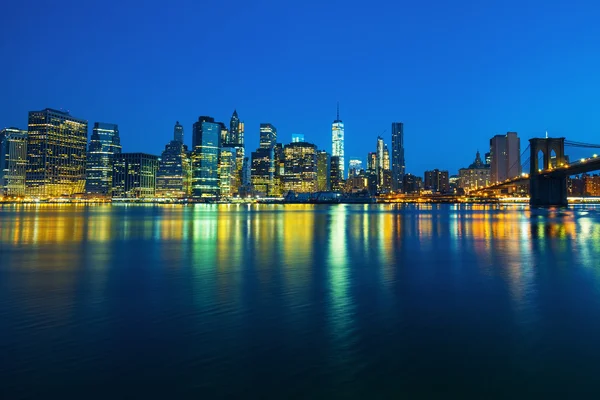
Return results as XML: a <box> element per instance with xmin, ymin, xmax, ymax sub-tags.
<box><xmin>529</xmin><ymin>137</ymin><xmax>568</xmax><ymax>207</ymax></box>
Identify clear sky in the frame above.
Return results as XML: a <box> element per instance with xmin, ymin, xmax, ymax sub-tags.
<box><xmin>1</xmin><ymin>0</ymin><xmax>600</xmax><ymax>174</ymax></box>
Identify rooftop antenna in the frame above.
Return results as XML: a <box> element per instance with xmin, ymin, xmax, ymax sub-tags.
<box><xmin>336</xmin><ymin>102</ymin><xmax>340</xmax><ymax>120</ymax></box>
<box><xmin>546</xmin><ymin>130</ymin><xmax>548</xmax><ymax>139</ymax></box>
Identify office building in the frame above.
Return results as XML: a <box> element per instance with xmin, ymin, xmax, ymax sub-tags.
<box><xmin>490</xmin><ymin>132</ymin><xmax>521</xmax><ymax>183</ymax></box>
<box><xmin>424</xmin><ymin>169</ymin><xmax>449</xmax><ymax>193</ymax></box>
<box><xmin>317</xmin><ymin>150</ymin><xmax>330</xmax><ymax>191</ymax></box>
<box><xmin>251</xmin><ymin>147</ymin><xmax>273</xmax><ymax>196</ymax></box>
<box><xmin>348</xmin><ymin>158</ymin><xmax>363</xmax><ymax>177</ymax></box>
<box><xmin>332</xmin><ymin>104</ymin><xmax>345</xmax><ymax>178</ymax></box>
<box><xmin>218</xmin><ymin>122</ymin><xmax>229</xmax><ymax>146</ymax></box>
<box><xmin>174</xmin><ymin>121</ymin><xmax>184</xmax><ymax>143</ymax></box>
<box><xmin>192</xmin><ymin>116</ymin><xmax>221</xmax><ymax>198</ymax></box>
<box><xmin>219</xmin><ymin>147</ymin><xmax>237</xmax><ymax>198</ymax></box>
<box><xmin>112</xmin><ymin>153</ymin><xmax>159</xmax><ymax>198</ymax></box>
<box><xmin>0</xmin><ymin>128</ymin><xmax>27</xmax><ymax>197</ymax></box>
<box><xmin>458</xmin><ymin>151</ymin><xmax>491</xmax><ymax>192</ymax></box>
<box><xmin>229</xmin><ymin>109</ymin><xmax>244</xmax><ymax>147</ymax></box>
<box><xmin>403</xmin><ymin>174</ymin><xmax>422</xmax><ymax>195</ymax></box>
<box><xmin>85</xmin><ymin>122</ymin><xmax>122</xmax><ymax>196</ymax></box>
<box><xmin>391</xmin><ymin>122</ymin><xmax>405</xmax><ymax>192</ymax></box>
<box><xmin>291</xmin><ymin>133</ymin><xmax>305</xmax><ymax>143</ymax></box>
<box><xmin>330</xmin><ymin>155</ymin><xmax>343</xmax><ymax>192</ymax></box>
<box><xmin>283</xmin><ymin>142</ymin><xmax>317</xmax><ymax>193</ymax></box>
<box><xmin>485</xmin><ymin>152</ymin><xmax>491</xmax><ymax>165</ymax></box>
<box><xmin>26</xmin><ymin>108</ymin><xmax>88</xmax><ymax>197</ymax></box>
<box><xmin>156</xmin><ymin>122</ymin><xmax>191</xmax><ymax>198</ymax></box>
<box><xmin>260</xmin><ymin>123</ymin><xmax>277</xmax><ymax>149</ymax></box>
<box><xmin>584</xmin><ymin>174</ymin><xmax>600</xmax><ymax>196</ymax></box>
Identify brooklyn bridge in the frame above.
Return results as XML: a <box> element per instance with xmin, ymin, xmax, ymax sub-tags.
<box><xmin>473</xmin><ymin>137</ymin><xmax>600</xmax><ymax>206</ymax></box>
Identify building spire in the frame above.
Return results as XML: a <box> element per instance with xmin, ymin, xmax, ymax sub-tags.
<box><xmin>336</xmin><ymin>102</ymin><xmax>340</xmax><ymax>120</ymax></box>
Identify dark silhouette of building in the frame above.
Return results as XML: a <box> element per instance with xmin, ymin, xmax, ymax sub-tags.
<box><xmin>392</xmin><ymin>122</ymin><xmax>405</xmax><ymax>192</ymax></box>
<box><xmin>330</xmin><ymin>155</ymin><xmax>342</xmax><ymax>192</ymax></box>
<box><xmin>403</xmin><ymin>173</ymin><xmax>422</xmax><ymax>194</ymax></box>
<box><xmin>424</xmin><ymin>169</ymin><xmax>449</xmax><ymax>193</ymax></box>
<box><xmin>112</xmin><ymin>153</ymin><xmax>159</xmax><ymax>198</ymax></box>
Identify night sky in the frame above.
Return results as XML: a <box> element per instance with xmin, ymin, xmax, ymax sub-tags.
<box><xmin>1</xmin><ymin>0</ymin><xmax>599</xmax><ymax>174</ymax></box>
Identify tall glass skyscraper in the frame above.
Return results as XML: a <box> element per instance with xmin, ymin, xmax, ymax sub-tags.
<box><xmin>391</xmin><ymin>122</ymin><xmax>405</xmax><ymax>192</ymax></box>
<box><xmin>192</xmin><ymin>116</ymin><xmax>221</xmax><ymax>198</ymax></box>
<box><xmin>26</xmin><ymin>108</ymin><xmax>88</xmax><ymax>197</ymax></box>
<box><xmin>0</xmin><ymin>128</ymin><xmax>28</xmax><ymax>197</ymax></box>
<box><xmin>331</xmin><ymin>104</ymin><xmax>345</xmax><ymax>179</ymax></box>
<box><xmin>283</xmin><ymin>142</ymin><xmax>317</xmax><ymax>193</ymax></box>
<box><xmin>229</xmin><ymin>109</ymin><xmax>244</xmax><ymax>147</ymax></box>
<box><xmin>259</xmin><ymin>123</ymin><xmax>277</xmax><ymax>149</ymax></box>
<box><xmin>85</xmin><ymin>122</ymin><xmax>121</xmax><ymax>196</ymax></box>
<box><xmin>112</xmin><ymin>153</ymin><xmax>159</xmax><ymax>198</ymax></box>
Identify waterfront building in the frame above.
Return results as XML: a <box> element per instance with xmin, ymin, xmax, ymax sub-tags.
<box><xmin>458</xmin><ymin>151</ymin><xmax>491</xmax><ymax>192</ymax></box>
<box><xmin>345</xmin><ymin>169</ymin><xmax>368</xmax><ymax>193</ymax></box>
<box><xmin>283</xmin><ymin>142</ymin><xmax>317</xmax><ymax>193</ymax></box>
<box><xmin>391</xmin><ymin>122</ymin><xmax>405</xmax><ymax>192</ymax></box>
<box><xmin>192</xmin><ymin>116</ymin><xmax>221</xmax><ymax>198</ymax></box>
<box><xmin>26</xmin><ymin>108</ymin><xmax>88</xmax><ymax>197</ymax></box>
<box><xmin>316</xmin><ymin>150</ymin><xmax>330</xmax><ymax>191</ymax></box>
<box><xmin>224</xmin><ymin>110</ymin><xmax>245</xmax><ymax>195</ymax></box>
<box><xmin>85</xmin><ymin>122</ymin><xmax>122</xmax><ymax>196</ymax></box>
<box><xmin>251</xmin><ymin>147</ymin><xmax>273</xmax><ymax>196</ymax></box>
<box><xmin>330</xmin><ymin>155</ymin><xmax>342</xmax><ymax>192</ymax></box>
<box><xmin>219</xmin><ymin>147</ymin><xmax>237</xmax><ymax>198</ymax></box>
<box><xmin>424</xmin><ymin>169</ymin><xmax>449</xmax><ymax>193</ymax></box>
<box><xmin>112</xmin><ymin>153</ymin><xmax>159</xmax><ymax>198</ymax></box>
<box><xmin>332</xmin><ymin>104</ymin><xmax>345</xmax><ymax>178</ymax></box>
<box><xmin>583</xmin><ymin>174</ymin><xmax>600</xmax><ymax>196</ymax></box>
<box><xmin>403</xmin><ymin>173</ymin><xmax>422</xmax><ymax>195</ymax></box>
<box><xmin>0</xmin><ymin>128</ymin><xmax>27</xmax><ymax>197</ymax></box>
<box><xmin>156</xmin><ymin>122</ymin><xmax>191</xmax><ymax>198</ymax></box>
<box><xmin>568</xmin><ymin>176</ymin><xmax>585</xmax><ymax>196</ymax></box>
<box><xmin>291</xmin><ymin>133</ymin><xmax>305</xmax><ymax>143</ymax></box>
<box><xmin>490</xmin><ymin>132</ymin><xmax>521</xmax><ymax>183</ymax></box>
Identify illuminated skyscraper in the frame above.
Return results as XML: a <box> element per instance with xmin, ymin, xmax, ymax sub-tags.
<box><xmin>112</xmin><ymin>153</ymin><xmax>159</xmax><ymax>198</ymax></box>
<box><xmin>219</xmin><ymin>147</ymin><xmax>237</xmax><ymax>198</ymax></box>
<box><xmin>291</xmin><ymin>133</ymin><xmax>305</xmax><ymax>143</ymax></box>
<box><xmin>331</xmin><ymin>104</ymin><xmax>345</xmax><ymax>178</ymax></box>
<box><xmin>260</xmin><ymin>123</ymin><xmax>277</xmax><ymax>149</ymax></box>
<box><xmin>174</xmin><ymin>121</ymin><xmax>184</xmax><ymax>143</ymax></box>
<box><xmin>229</xmin><ymin>109</ymin><xmax>244</xmax><ymax>146</ymax></box>
<box><xmin>376</xmin><ymin>136</ymin><xmax>385</xmax><ymax>189</ymax></box>
<box><xmin>317</xmin><ymin>150</ymin><xmax>330</xmax><ymax>191</ymax></box>
<box><xmin>85</xmin><ymin>122</ymin><xmax>121</xmax><ymax>196</ymax></box>
<box><xmin>391</xmin><ymin>122</ymin><xmax>405</xmax><ymax>192</ymax></box>
<box><xmin>226</xmin><ymin>110</ymin><xmax>245</xmax><ymax>195</ymax></box>
<box><xmin>156</xmin><ymin>122</ymin><xmax>191</xmax><ymax>198</ymax></box>
<box><xmin>192</xmin><ymin>116</ymin><xmax>221</xmax><ymax>198</ymax></box>
<box><xmin>251</xmin><ymin>147</ymin><xmax>273</xmax><ymax>196</ymax></box>
<box><xmin>0</xmin><ymin>128</ymin><xmax>27</xmax><ymax>197</ymax></box>
<box><xmin>283</xmin><ymin>142</ymin><xmax>317</xmax><ymax>193</ymax></box>
<box><xmin>330</xmin><ymin>156</ymin><xmax>342</xmax><ymax>192</ymax></box>
<box><xmin>348</xmin><ymin>158</ymin><xmax>363</xmax><ymax>177</ymax></box>
<box><xmin>26</xmin><ymin>108</ymin><xmax>88</xmax><ymax>197</ymax></box>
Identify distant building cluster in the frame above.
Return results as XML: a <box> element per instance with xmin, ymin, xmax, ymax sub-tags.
<box><xmin>0</xmin><ymin>106</ymin><xmax>409</xmax><ymax>201</ymax></box>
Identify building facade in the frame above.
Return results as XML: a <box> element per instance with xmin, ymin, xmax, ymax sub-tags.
<box><xmin>259</xmin><ymin>123</ymin><xmax>277</xmax><ymax>149</ymax></box>
<box><xmin>348</xmin><ymin>158</ymin><xmax>363</xmax><ymax>177</ymax></box>
<box><xmin>490</xmin><ymin>131</ymin><xmax>521</xmax><ymax>183</ymax></box>
<box><xmin>291</xmin><ymin>133</ymin><xmax>305</xmax><ymax>143</ymax></box>
<box><xmin>251</xmin><ymin>147</ymin><xmax>273</xmax><ymax>196</ymax></box>
<box><xmin>458</xmin><ymin>151</ymin><xmax>491</xmax><ymax>192</ymax></box>
<box><xmin>403</xmin><ymin>173</ymin><xmax>422</xmax><ymax>194</ymax></box>
<box><xmin>0</xmin><ymin>128</ymin><xmax>27</xmax><ymax>197</ymax></box>
<box><xmin>316</xmin><ymin>150</ymin><xmax>330</xmax><ymax>191</ymax></box>
<box><xmin>391</xmin><ymin>122</ymin><xmax>405</xmax><ymax>192</ymax></box>
<box><xmin>85</xmin><ymin>122</ymin><xmax>122</xmax><ymax>196</ymax></box>
<box><xmin>283</xmin><ymin>142</ymin><xmax>317</xmax><ymax>193</ymax></box>
<box><xmin>332</xmin><ymin>104</ymin><xmax>345</xmax><ymax>179</ymax></box>
<box><xmin>192</xmin><ymin>116</ymin><xmax>221</xmax><ymax>198</ymax></box>
<box><xmin>330</xmin><ymin>155</ymin><xmax>343</xmax><ymax>192</ymax></box>
<box><xmin>112</xmin><ymin>153</ymin><xmax>159</xmax><ymax>198</ymax></box>
<box><xmin>156</xmin><ymin>123</ymin><xmax>191</xmax><ymax>198</ymax></box>
<box><xmin>424</xmin><ymin>169</ymin><xmax>449</xmax><ymax>193</ymax></box>
<box><xmin>26</xmin><ymin>108</ymin><xmax>88</xmax><ymax>197</ymax></box>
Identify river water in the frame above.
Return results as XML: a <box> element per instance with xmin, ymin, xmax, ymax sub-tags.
<box><xmin>1</xmin><ymin>204</ymin><xmax>600</xmax><ymax>398</ymax></box>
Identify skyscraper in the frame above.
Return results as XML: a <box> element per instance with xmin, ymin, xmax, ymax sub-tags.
<box><xmin>192</xmin><ymin>116</ymin><xmax>221</xmax><ymax>198</ymax></box>
<box><xmin>225</xmin><ymin>110</ymin><xmax>245</xmax><ymax>195</ymax></box>
<box><xmin>174</xmin><ymin>121</ymin><xmax>184</xmax><ymax>143</ymax></box>
<box><xmin>112</xmin><ymin>153</ymin><xmax>159</xmax><ymax>198</ymax></box>
<box><xmin>26</xmin><ymin>108</ymin><xmax>88</xmax><ymax>197</ymax></box>
<box><xmin>391</xmin><ymin>122</ymin><xmax>405</xmax><ymax>192</ymax></box>
<box><xmin>219</xmin><ymin>147</ymin><xmax>237</xmax><ymax>198</ymax></box>
<box><xmin>330</xmin><ymin>156</ymin><xmax>342</xmax><ymax>192</ymax></box>
<box><xmin>85</xmin><ymin>122</ymin><xmax>122</xmax><ymax>196</ymax></box>
<box><xmin>348</xmin><ymin>158</ymin><xmax>363</xmax><ymax>177</ymax></box>
<box><xmin>376</xmin><ymin>136</ymin><xmax>385</xmax><ymax>189</ymax></box>
<box><xmin>283</xmin><ymin>142</ymin><xmax>317</xmax><ymax>193</ymax></box>
<box><xmin>156</xmin><ymin>123</ymin><xmax>191</xmax><ymax>198</ymax></box>
<box><xmin>316</xmin><ymin>150</ymin><xmax>330</xmax><ymax>191</ymax></box>
<box><xmin>331</xmin><ymin>104</ymin><xmax>345</xmax><ymax>178</ymax></box>
<box><xmin>0</xmin><ymin>128</ymin><xmax>27</xmax><ymax>197</ymax></box>
<box><xmin>229</xmin><ymin>109</ymin><xmax>244</xmax><ymax>147</ymax></box>
<box><xmin>490</xmin><ymin>132</ymin><xmax>521</xmax><ymax>183</ymax></box>
<box><xmin>260</xmin><ymin>123</ymin><xmax>277</xmax><ymax>149</ymax></box>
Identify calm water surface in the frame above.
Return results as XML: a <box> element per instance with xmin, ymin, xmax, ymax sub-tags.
<box><xmin>2</xmin><ymin>204</ymin><xmax>600</xmax><ymax>398</ymax></box>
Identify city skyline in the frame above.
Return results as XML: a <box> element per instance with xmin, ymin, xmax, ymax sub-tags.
<box><xmin>2</xmin><ymin>1</ymin><xmax>599</xmax><ymax>175</ymax></box>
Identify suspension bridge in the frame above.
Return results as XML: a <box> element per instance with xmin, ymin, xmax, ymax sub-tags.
<box><xmin>473</xmin><ymin>137</ymin><xmax>600</xmax><ymax>206</ymax></box>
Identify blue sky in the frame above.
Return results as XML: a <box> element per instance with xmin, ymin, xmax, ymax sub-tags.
<box><xmin>1</xmin><ymin>0</ymin><xmax>600</xmax><ymax>174</ymax></box>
